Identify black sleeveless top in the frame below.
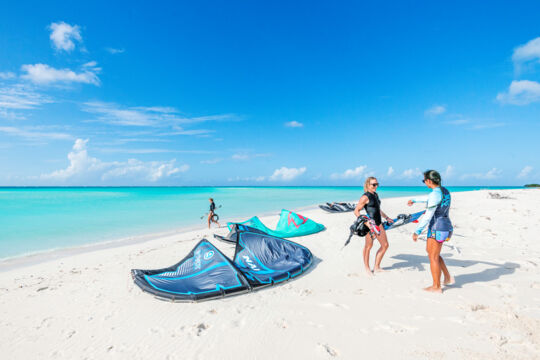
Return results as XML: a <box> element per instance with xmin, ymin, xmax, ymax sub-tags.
<box><xmin>363</xmin><ymin>192</ymin><xmax>382</xmax><ymax>225</ymax></box>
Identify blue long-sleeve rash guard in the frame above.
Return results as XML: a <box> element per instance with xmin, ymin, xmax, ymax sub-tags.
<box><xmin>410</xmin><ymin>187</ymin><xmax>443</xmax><ymax>235</ymax></box>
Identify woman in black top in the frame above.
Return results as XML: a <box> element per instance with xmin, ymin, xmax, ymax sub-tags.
<box><xmin>354</xmin><ymin>177</ymin><xmax>393</xmax><ymax>275</ymax></box>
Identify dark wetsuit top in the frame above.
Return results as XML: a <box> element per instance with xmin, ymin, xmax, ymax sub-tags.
<box><xmin>363</xmin><ymin>192</ymin><xmax>382</xmax><ymax>225</ymax></box>
<box><xmin>209</xmin><ymin>202</ymin><xmax>216</xmax><ymax>212</ymax></box>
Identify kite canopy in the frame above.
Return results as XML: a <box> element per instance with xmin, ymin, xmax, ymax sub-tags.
<box><xmin>216</xmin><ymin>224</ymin><xmax>313</xmax><ymax>287</ymax></box>
<box><xmin>132</xmin><ymin>225</ymin><xmax>314</xmax><ymax>302</ymax></box>
<box><xmin>319</xmin><ymin>202</ymin><xmax>355</xmax><ymax>213</ymax></box>
<box><xmin>228</xmin><ymin>209</ymin><xmax>325</xmax><ymax>237</ymax></box>
<box><xmin>131</xmin><ymin>240</ymin><xmax>250</xmax><ymax>302</ymax></box>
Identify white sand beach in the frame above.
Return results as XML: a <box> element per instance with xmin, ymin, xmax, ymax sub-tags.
<box><xmin>1</xmin><ymin>189</ymin><xmax>539</xmax><ymax>359</ymax></box>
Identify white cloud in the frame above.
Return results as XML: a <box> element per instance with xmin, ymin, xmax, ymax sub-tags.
<box><xmin>231</xmin><ymin>152</ymin><xmax>271</xmax><ymax>161</ymax></box>
<box><xmin>517</xmin><ymin>166</ymin><xmax>533</xmax><ymax>179</ymax></box>
<box><xmin>0</xmin><ymin>72</ymin><xmax>16</xmax><ymax>80</ymax></box>
<box><xmin>49</xmin><ymin>22</ymin><xmax>82</xmax><ymax>52</ymax></box>
<box><xmin>446</xmin><ymin>119</ymin><xmax>469</xmax><ymax>125</ymax></box>
<box><xmin>82</xmin><ymin>101</ymin><xmax>236</xmax><ymax>128</ymax></box>
<box><xmin>102</xmin><ymin>159</ymin><xmax>188</xmax><ymax>182</ymax></box>
<box><xmin>284</xmin><ymin>121</ymin><xmax>303</xmax><ymax>128</ymax></box>
<box><xmin>443</xmin><ymin>165</ymin><xmax>454</xmax><ymax>179</ymax></box>
<box><xmin>512</xmin><ymin>37</ymin><xmax>540</xmax><ymax>69</ymax></box>
<box><xmin>176</xmin><ymin>114</ymin><xmax>238</xmax><ymax>124</ymax></box>
<box><xmin>387</xmin><ymin>166</ymin><xmax>394</xmax><ymax>176</ymax></box>
<box><xmin>227</xmin><ymin>176</ymin><xmax>266</xmax><ymax>182</ymax></box>
<box><xmin>0</xmin><ymin>126</ymin><xmax>72</xmax><ymax>140</ymax></box>
<box><xmin>232</xmin><ymin>153</ymin><xmax>250</xmax><ymax>161</ymax></box>
<box><xmin>425</xmin><ymin>105</ymin><xmax>446</xmax><ymax>116</ymax></box>
<box><xmin>83</xmin><ymin>101</ymin><xmax>162</xmax><ymax>126</ymax></box>
<box><xmin>470</xmin><ymin>123</ymin><xmax>505</xmax><ymax>130</ymax></box>
<box><xmin>330</xmin><ymin>165</ymin><xmax>367</xmax><ymax>180</ymax></box>
<box><xmin>401</xmin><ymin>168</ymin><xmax>422</xmax><ymax>179</ymax></box>
<box><xmin>40</xmin><ymin>139</ymin><xmax>188</xmax><ymax>183</ymax></box>
<box><xmin>496</xmin><ymin>80</ymin><xmax>540</xmax><ymax>105</ymax></box>
<box><xmin>21</xmin><ymin>63</ymin><xmax>100</xmax><ymax>86</ymax></box>
<box><xmin>98</xmin><ymin>147</ymin><xmax>212</xmax><ymax>155</ymax></box>
<box><xmin>160</xmin><ymin>127</ymin><xmax>214</xmax><ymax>136</ymax></box>
<box><xmin>0</xmin><ymin>84</ymin><xmax>52</xmax><ymax>115</ymax></box>
<box><xmin>460</xmin><ymin>168</ymin><xmax>502</xmax><ymax>180</ymax></box>
<box><xmin>105</xmin><ymin>47</ymin><xmax>125</xmax><ymax>54</ymax></box>
<box><xmin>201</xmin><ymin>158</ymin><xmax>223</xmax><ymax>164</ymax></box>
<box><xmin>269</xmin><ymin>167</ymin><xmax>306</xmax><ymax>181</ymax></box>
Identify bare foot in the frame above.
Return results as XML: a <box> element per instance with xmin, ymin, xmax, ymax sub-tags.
<box><xmin>443</xmin><ymin>276</ymin><xmax>455</xmax><ymax>286</ymax></box>
<box><xmin>365</xmin><ymin>267</ymin><xmax>373</xmax><ymax>276</ymax></box>
<box><xmin>423</xmin><ymin>286</ymin><xmax>442</xmax><ymax>293</ymax></box>
<box><xmin>374</xmin><ymin>268</ymin><xmax>387</xmax><ymax>273</ymax></box>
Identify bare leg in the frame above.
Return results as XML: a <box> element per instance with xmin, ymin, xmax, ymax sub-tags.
<box><xmin>207</xmin><ymin>214</ymin><xmax>212</xmax><ymax>229</ymax></box>
<box><xmin>363</xmin><ymin>235</ymin><xmax>374</xmax><ymax>275</ymax></box>
<box><xmin>374</xmin><ymin>228</ymin><xmax>389</xmax><ymax>272</ymax></box>
<box><xmin>425</xmin><ymin>238</ymin><xmax>443</xmax><ymax>293</ymax></box>
<box><xmin>440</xmin><ymin>257</ymin><xmax>454</xmax><ymax>285</ymax></box>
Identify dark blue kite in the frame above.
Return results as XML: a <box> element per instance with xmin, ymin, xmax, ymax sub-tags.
<box><xmin>132</xmin><ymin>225</ymin><xmax>313</xmax><ymax>302</ymax></box>
<box><xmin>131</xmin><ymin>240</ymin><xmax>250</xmax><ymax>302</ymax></box>
<box><xmin>217</xmin><ymin>224</ymin><xmax>313</xmax><ymax>288</ymax></box>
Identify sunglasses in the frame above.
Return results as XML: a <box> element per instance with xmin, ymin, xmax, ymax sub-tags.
<box><xmin>370</xmin><ymin>183</ymin><xmax>379</xmax><ymax>187</ymax></box>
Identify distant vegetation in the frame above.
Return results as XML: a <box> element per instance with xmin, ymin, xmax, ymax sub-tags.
<box><xmin>524</xmin><ymin>184</ymin><xmax>540</xmax><ymax>188</ymax></box>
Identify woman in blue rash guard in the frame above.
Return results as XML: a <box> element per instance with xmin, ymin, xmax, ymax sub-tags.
<box><xmin>354</xmin><ymin>176</ymin><xmax>394</xmax><ymax>275</ymax></box>
<box><xmin>408</xmin><ymin>170</ymin><xmax>454</xmax><ymax>293</ymax></box>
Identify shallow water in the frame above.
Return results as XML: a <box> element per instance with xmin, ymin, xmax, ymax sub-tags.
<box><xmin>0</xmin><ymin>186</ymin><xmax>519</xmax><ymax>258</ymax></box>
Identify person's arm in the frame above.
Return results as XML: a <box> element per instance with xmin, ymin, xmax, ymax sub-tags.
<box><xmin>410</xmin><ymin>196</ymin><xmax>429</xmax><ymax>204</ymax></box>
<box><xmin>354</xmin><ymin>195</ymin><xmax>369</xmax><ymax>218</ymax></box>
<box><xmin>413</xmin><ymin>206</ymin><xmax>436</xmax><ymax>235</ymax></box>
<box><xmin>413</xmin><ymin>191</ymin><xmax>442</xmax><ymax>235</ymax></box>
<box><xmin>380</xmin><ymin>210</ymin><xmax>393</xmax><ymax>223</ymax></box>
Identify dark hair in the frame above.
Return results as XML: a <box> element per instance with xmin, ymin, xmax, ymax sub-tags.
<box><xmin>209</xmin><ymin>198</ymin><xmax>214</xmax><ymax>201</ymax></box>
<box><xmin>423</xmin><ymin>170</ymin><xmax>441</xmax><ymax>185</ymax></box>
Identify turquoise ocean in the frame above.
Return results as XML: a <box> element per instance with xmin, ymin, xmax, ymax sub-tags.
<box><xmin>0</xmin><ymin>186</ymin><xmax>519</xmax><ymax>259</ymax></box>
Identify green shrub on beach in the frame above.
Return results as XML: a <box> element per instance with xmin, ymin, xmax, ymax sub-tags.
<box><xmin>524</xmin><ymin>184</ymin><xmax>540</xmax><ymax>188</ymax></box>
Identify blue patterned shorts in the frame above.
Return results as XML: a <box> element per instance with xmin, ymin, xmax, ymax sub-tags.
<box><xmin>427</xmin><ymin>229</ymin><xmax>452</xmax><ymax>243</ymax></box>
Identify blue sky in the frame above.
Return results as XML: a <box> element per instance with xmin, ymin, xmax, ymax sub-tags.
<box><xmin>0</xmin><ymin>1</ymin><xmax>539</xmax><ymax>186</ymax></box>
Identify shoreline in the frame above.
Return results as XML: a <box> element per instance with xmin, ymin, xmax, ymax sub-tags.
<box><xmin>0</xmin><ymin>187</ymin><xmax>525</xmax><ymax>272</ymax></box>
<box><xmin>0</xmin><ymin>200</ymin><xmax>327</xmax><ymax>272</ymax></box>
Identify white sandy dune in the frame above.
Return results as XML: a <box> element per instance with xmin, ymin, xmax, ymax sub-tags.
<box><xmin>1</xmin><ymin>189</ymin><xmax>539</xmax><ymax>359</ymax></box>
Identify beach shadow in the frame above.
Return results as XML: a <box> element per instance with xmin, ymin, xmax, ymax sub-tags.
<box><xmin>387</xmin><ymin>254</ymin><xmax>519</xmax><ymax>289</ymax></box>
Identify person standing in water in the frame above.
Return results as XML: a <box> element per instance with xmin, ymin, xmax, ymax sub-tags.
<box><xmin>354</xmin><ymin>177</ymin><xmax>393</xmax><ymax>275</ymax></box>
<box><xmin>408</xmin><ymin>170</ymin><xmax>454</xmax><ymax>293</ymax></box>
<box><xmin>208</xmin><ymin>198</ymin><xmax>221</xmax><ymax>229</ymax></box>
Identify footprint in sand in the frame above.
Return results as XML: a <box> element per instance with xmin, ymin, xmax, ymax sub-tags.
<box><xmin>275</xmin><ymin>318</ymin><xmax>288</xmax><ymax>329</ymax></box>
<box><xmin>231</xmin><ymin>318</ymin><xmax>247</xmax><ymax>328</ymax></box>
<box><xmin>300</xmin><ymin>289</ymin><xmax>313</xmax><ymax>296</ymax></box>
<box><xmin>149</xmin><ymin>326</ymin><xmax>164</xmax><ymax>335</ymax></box>
<box><xmin>374</xmin><ymin>321</ymin><xmax>418</xmax><ymax>334</ymax></box>
<box><xmin>36</xmin><ymin>317</ymin><xmax>53</xmax><ymax>330</ymax></box>
<box><xmin>470</xmin><ymin>304</ymin><xmax>488</xmax><ymax>312</ymax></box>
<box><xmin>318</xmin><ymin>343</ymin><xmax>339</xmax><ymax>357</ymax></box>
<box><xmin>195</xmin><ymin>323</ymin><xmax>209</xmax><ymax>336</ymax></box>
